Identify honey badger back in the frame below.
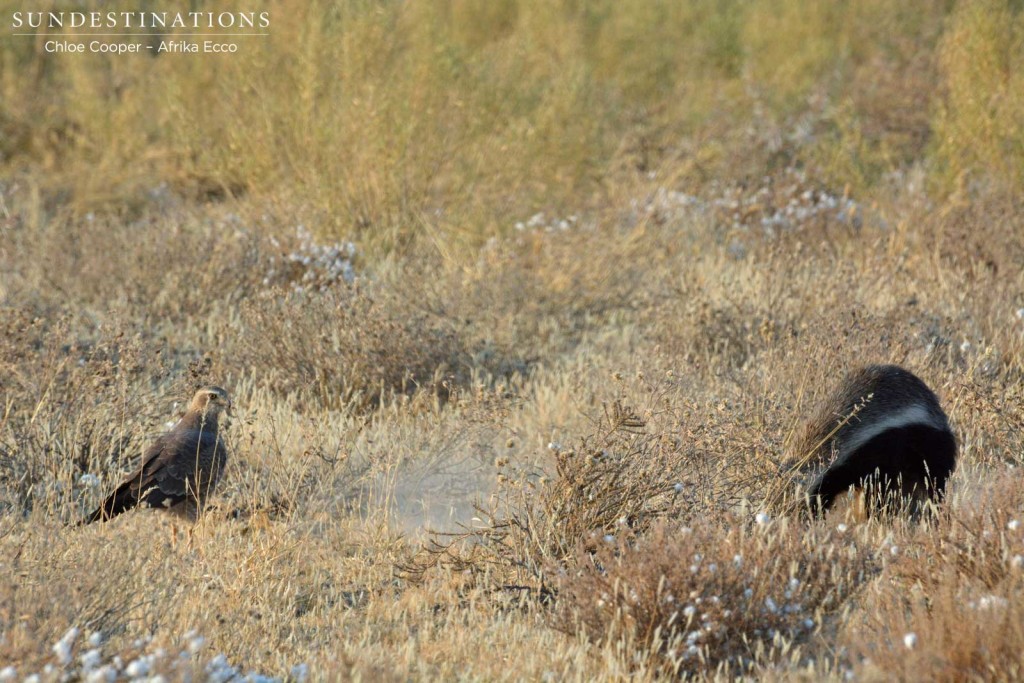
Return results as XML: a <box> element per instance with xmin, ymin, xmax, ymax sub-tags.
<box><xmin>797</xmin><ymin>365</ymin><xmax>957</xmax><ymax>516</ymax></box>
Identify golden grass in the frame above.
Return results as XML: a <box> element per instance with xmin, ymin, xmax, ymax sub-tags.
<box><xmin>6</xmin><ymin>0</ymin><xmax>1021</xmax><ymax>251</ymax></box>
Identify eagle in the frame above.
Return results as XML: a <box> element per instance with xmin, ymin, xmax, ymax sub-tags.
<box><xmin>82</xmin><ymin>386</ymin><xmax>231</xmax><ymax>524</ymax></box>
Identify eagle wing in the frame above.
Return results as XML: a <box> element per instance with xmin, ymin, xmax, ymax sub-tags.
<box><xmin>81</xmin><ymin>426</ymin><xmax>217</xmax><ymax>523</ymax></box>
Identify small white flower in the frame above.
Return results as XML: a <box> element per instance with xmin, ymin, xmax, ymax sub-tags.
<box><xmin>125</xmin><ymin>658</ymin><xmax>150</xmax><ymax>677</ymax></box>
<box><xmin>977</xmin><ymin>595</ymin><xmax>1008</xmax><ymax>610</ymax></box>
<box><xmin>903</xmin><ymin>632</ymin><xmax>918</xmax><ymax>649</ymax></box>
<box><xmin>78</xmin><ymin>474</ymin><xmax>101</xmax><ymax>487</ymax></box>
<box><xmin>85</xmin><ymin>670</ymin><xmax>117</xmax><ymax>683</ymax></box>
<box><xmin>205</xmin><ymin>654</ymin><xmax>238</xmax><ymax>683</ymax></box>
<box><xmin>1008</xmin><ymin>520</ymin><xmax>1020</xmax><ymax>531</ymax></box>
<box><xmin>53</xmin><ymin>627</ymin><xmax>79</xmax><ymax>665</ymax></box>
<box><xmin>673</xmin><ymin>483</ymin><xmax>684</xmax><ymax>493</ymax></box>
<box><xmin>547</xmin><ymin>442</ymin><xmax>562</xmax><ymax>452</ymax></box>
<box><xmin>960</xmin><ymin>341</ymin><xmax>972</xmax><ymax>353</ymax></box>
<box><xmin>755</xmin><ymin>512</ymin><xmax>770</xmax><ymax>525</ymax></box>
<box><xmin>836</xmin><ymin>523</ymin><xmax>848</xmax><ymax>533</ymax></box>
<box><xmin>683</xmin><ymin>605</ymin><xmax>696</xmax><ymax>618</ymax></box>
<box><xmin>890</xmin><ymin>545</ymin><xmax>900</xmax><ymax>556</ymax></box>
<box><xmin>1011</xmin><ymin>555</ymin><xmax>1024</xmax><ymax>569</ymax></box>
<box><xmin>80</xmin><ymin>648</ymin><xmax>102</xmax><ymax>671</ymax></box>
<box><xmin>0</xmin><ymin>667</ymin><xmax>16</xmax><ymax>683</ymax></box>
<box><xmin>603</xmin><ymin>534</ymin><xmax>615</xmax><ymax>544</ymax></box>
<box><xmin>188</xmin><ymin>635</ymin><xmax>206</xmax><ymax>654</ymax></box>
<box><xmin>765</xmin><ymin>597</ymin><xmax>778</xmax><ymax>613</ymax></box>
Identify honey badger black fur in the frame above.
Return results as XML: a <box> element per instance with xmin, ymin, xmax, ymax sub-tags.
<box><xmin>795</xmin><ymin>365</ymin><xmax>957</xmax><ymax>516</ymax></box>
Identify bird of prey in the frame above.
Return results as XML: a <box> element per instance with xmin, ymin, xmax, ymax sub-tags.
<box><xmin>82</xmin><ymin>386</ymin><xmax>231</xmax><ymax>524</ymax></box>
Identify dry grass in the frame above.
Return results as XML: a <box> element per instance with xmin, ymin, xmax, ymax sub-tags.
<box><xmin>401</xmin><ymin>393</ymin><xmax>724</xmax><ymax>595</ymax></box>
<box><xmin>3</xmin><ymin>1</ymin><xmax>1024</xmax><ymax>680</ymax></box>
<box><xmin>4</xmin><ymin>0</ymin><xmax>1013</xmax><ymax>250</ymax></box>
<box><xmin>556</xmin><ymin>519</ymin><xmax>874</xmax><ymax>677</ymax></box>
<box><xmin>3</xmin><ymin>176</ymin><xmax>1021</xmax><ymax>678</ymax></box>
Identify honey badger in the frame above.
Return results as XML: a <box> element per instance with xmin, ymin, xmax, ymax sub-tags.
<box><xmin>795</xmin><ymin>365</ymin><xmax>957</xmax><ymax>517</ymax></box>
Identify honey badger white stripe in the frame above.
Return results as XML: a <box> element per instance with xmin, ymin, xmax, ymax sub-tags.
<box><xmin>837</xmin><ymin>402</ymin><xmax>947</xmax><ymax>461</ymax></box>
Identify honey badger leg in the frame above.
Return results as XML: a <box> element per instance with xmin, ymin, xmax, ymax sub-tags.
<box><xmin>808</xmin><ymin>466</ymin><xmax>916</xmax><ymax>518</ymax></box>
<box><xmin>806</xmin><ymin>464</ymin><xmax>860</xmax><ymax>516</ymax></box>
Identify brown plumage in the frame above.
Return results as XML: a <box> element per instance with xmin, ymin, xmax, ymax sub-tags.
<box><xmin>82</xmin><ymin>386</ymin><xmax>231</xmax><ymax>524</ymax></box>
<box><xmin>792</xmin><ymin>365</ymin><xmax>956</xmax><ymax>517</ymax></box>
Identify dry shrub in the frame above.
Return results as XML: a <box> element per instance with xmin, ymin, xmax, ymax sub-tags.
<box><xmin>0</xmin><ymin>311</ymin><xmax>166</xmax><ymax>516</ymax></box>
<box><xmin>1</xmin><ymin>200</ymin><xmax>267</xmax><ymax>320</ymax></box>
<box><xmin>889</xmin><ymin>469</ymin><xmax>1024</xmax><ymax>590</ymax></box>
<box><xmin>854</xmin><ymin>583</ymin><xmax>1024</xmax><ymax>683</ymax></box>
<box><xmin>655</xmin><ymin>296</ymin><xmax>780</xmax><ymax>370</ymax></box>
<box><xmin>402</xmin><ymin>397</ymin><xmax>715</xmax><ymax>593</ymax></box>
<box><xmin>948</xmin><ymin>360</ymin><xmax>1024</xmax><ymax>470</ymax></box>
<box><xmin>427</xmin><ymin>222</ymin><xmax>662</xmax><ymax>366</ymax></box>
<box><xmin>231</xmin><ymin>285</ymin><xmax>466</xmax><ymax>413</ymax></box>
<box><xmin>556</xmin><ymin>518</ymin><xmax>874</xmax><ymax>677</ymax></box>
<box><xmin>846</xmin><ymin>469</ymin><xmax>1024</xmax><ymax>681</ymax></box>
<box><xmin>926</xmin><ymin>193</ymin><xmax>1024</xmax><ymax>280</ymax></box>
